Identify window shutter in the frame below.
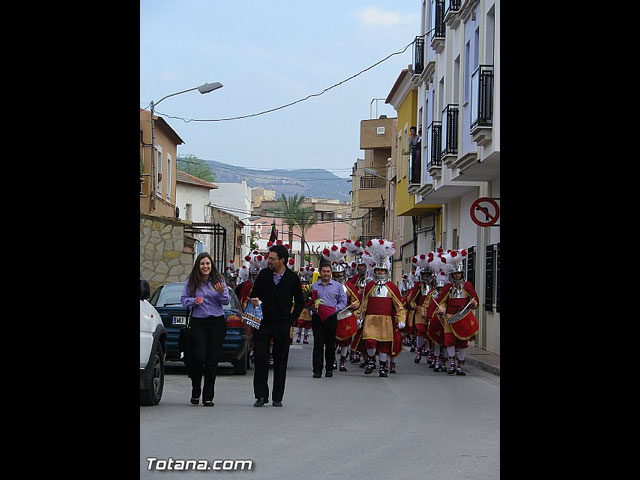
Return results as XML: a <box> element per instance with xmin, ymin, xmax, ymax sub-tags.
<box><xmin>466</xmin><ymin>246</ymin><xmax>476</xmax><ymax>287</ymax></box>
<box><xmin>495</xmin><ymin>243</ymin><xmax>500</xmax><ymax>313</ymax></box>
<box><xmin>484</xmin><ymin>245</ymin><xmax>495</xmax><ymax>312</ymax></box>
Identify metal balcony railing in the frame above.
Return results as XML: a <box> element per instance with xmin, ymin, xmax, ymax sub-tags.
<box><xmin>431</xmin><ymin>0</ymin><xmax>445</xmax><ymax>39</ymax></box>
<box><xmin>359</xmin><ymin>175</ymin><xmax>386</xmax><ymax>189</ymax></box>
<box><xmin>413</xmin><ymin>36</ymin><xmax>424</xmax><ymax>75</ymax></box>
<box><xmin>444</xmin><ymin>0</ymin><xmax>461</xmax><ymax>16</ymax></box>
<box><xmin>471</xmin><ymin>65</ymin><xmax>494</xmax><ymax>128</ymax></box>
<box><xmin>427</xmin><ymin>121</ymin><xmax>442</xmax><ymax>168</ymax></box>
<box><xmin>441</xmin><ymin>104</ymin><xmax>459</xmax><ymax>157</ymax></box>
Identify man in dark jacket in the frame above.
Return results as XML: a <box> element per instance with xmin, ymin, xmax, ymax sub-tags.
<box><xmin>250</xmin><ymin>244</ymin><xmax>304</xmax><ymax>407</ymax></box>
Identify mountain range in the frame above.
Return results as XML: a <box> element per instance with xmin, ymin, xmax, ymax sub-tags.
<box><xmin>204</xmin><ymin>159</ymin><xmax>352</xmax><ymax>202</ymax></box>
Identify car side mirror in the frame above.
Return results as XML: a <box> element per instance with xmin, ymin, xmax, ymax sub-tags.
<box><xmin>140</xmin><ymin>279</ymin><xmax>151</xmax><ymax>300</ymax></box>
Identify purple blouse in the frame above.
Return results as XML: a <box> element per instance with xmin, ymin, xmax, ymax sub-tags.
<box><xmin>181</xmin><ymin>278</ymin><xmax>230</xmax><ymax>319</ymax></box>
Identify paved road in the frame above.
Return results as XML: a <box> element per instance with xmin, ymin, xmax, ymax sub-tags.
<box><xmin>140</xmin><ymin>337</ymin><xmax>500</xmax><ymax>479</ymax></box>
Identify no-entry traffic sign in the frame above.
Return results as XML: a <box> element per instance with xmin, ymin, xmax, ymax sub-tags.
<box><xmin>470</xmin><ymin>197</ymin><xmax>500</xmax><ymax>227</ymax></box>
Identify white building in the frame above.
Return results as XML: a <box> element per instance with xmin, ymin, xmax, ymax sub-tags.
<box><xmin>175</xmin><ymin>170</ymin><xmax>218</xmax><ymax>255</ymax></box>
<box><xmin>210</xmin><ymin>181</ymin><xmax>253</xmax><ymax>260</ymax></box>
<box><xmin>412</xmin><ymin>0</ymin><xmax>500</xmax><ymax>354</ymax></box>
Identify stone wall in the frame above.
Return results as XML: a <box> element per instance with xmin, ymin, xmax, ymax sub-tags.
<box><xmin>140</xmin><ymin>214</ymin><xmax>194</xmax><ymax>293</ymax></box>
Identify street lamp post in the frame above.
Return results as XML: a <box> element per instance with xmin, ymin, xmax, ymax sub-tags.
<box><xmin>149</xmin><ymin>82</ymin><xmax>223</xmax><ymax>210</ymax></box>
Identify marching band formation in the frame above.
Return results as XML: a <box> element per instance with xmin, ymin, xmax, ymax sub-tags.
<box><xmin>223</xmin><ymin>238</ymin><xmax>480</xmax><ymax>377</ymax></box>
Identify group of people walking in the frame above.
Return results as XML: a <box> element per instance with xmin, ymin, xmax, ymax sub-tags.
<box><xmin>177</xmin><ymin>237</ymin><xmax>480</xmax><ymax>407</ymax></box>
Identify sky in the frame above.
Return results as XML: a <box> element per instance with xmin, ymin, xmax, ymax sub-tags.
<box><xmin>140</xmin><ymin>0</ymin><xmax>421</xmax><ymax>179</ymax></box>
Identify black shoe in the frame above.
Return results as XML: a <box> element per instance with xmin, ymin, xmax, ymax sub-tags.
<box><xmin>254</xmin><ymin>398</ymin><xmax>269</xmax><ymax>407</ymax></box>
<box><xmin>203</xmin><ymin>400</ymin><xmax>214</xmax><ymax>407</ymax></box>
<box><xmin>272</xmin><ymin>400</ymin><xmax>283</xmax><ymax>407</ymax></box>
<box><xmin>313</xmin><ymin>372</ymin><xmax>322</xmax><ymax>378</ymax></box>
<box><xmin>364</xmin><ymin>360</ymin><xmax>376</xmax><ymax>375</ymax></box>
<box><xmin>325</xmin><ymin>370</ymin><xmax>333</xmax><ymax>377</ymax></box>
<box><xmin>190</xmin><ymin>397</ymin><xmax>200</xmax><ymax>405</ymax></box>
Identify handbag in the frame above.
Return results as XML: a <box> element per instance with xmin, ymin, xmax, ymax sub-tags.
<box><xmin>178</xmin><ymin>307</ymin><xmax>196</xmax><ymax>378</ymax></box>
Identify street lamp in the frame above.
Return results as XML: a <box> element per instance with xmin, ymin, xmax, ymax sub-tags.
<box><xmin>149</xmin><ymin>82</ymin><xmax>223</xmax><ymax>210</ymax></box>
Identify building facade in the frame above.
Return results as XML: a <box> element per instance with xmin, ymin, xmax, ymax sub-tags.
<box><xmin>412</xmin><ymin>0</ymin><xmax>500</xmax><ymax>353</ymax></box>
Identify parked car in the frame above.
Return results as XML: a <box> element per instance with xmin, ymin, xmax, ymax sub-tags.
<box><xmin>149</xmin><ymin>282</ymin><xmax>251</xmax><ymax>374</ymax></box>
<box><xmin>140</xmin><ymin>279</ymin><xmax>167</xmax><ymax>406</ymax></box>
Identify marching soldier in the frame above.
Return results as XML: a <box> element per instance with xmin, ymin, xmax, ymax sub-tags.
<box><xmin>353</xmin><ymin>239</ymin><xmax>406</xmax><ymax>377</ymax></box>
<box><xmin>432</xmin><ymin>249</ymin><xmax>479</xmax><ymax>375</ymax></box>
<box><xmin>295</xmin><ymin>266</ymin><xmax>314</xmax><ymax>344</ymax></box>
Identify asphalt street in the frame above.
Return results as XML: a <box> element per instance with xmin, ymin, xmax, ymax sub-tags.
<box><xmin>140</xmin><ymin>336</ymin><xmax>500</xmax><ymax>479</ymax></box>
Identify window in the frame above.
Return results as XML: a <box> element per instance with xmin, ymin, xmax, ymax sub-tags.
<box><xmin>454</xmin><ymin>56</ymin><xmax>460</xmax><ymax>104</ymax></box>
<box><xmin>186</xmin><ymin>203</ymin><xmax>192</xmax><ymax>221</ymax></box>
<box><xmin>464</xmin><ymin>41</ymin><xmax>470</xmax><ymax>103</ymax></box>
<box><xmin>166</xmin><ymin>154</ymin><xmax>172</xmax><ymax>202</ymax></box>
<box><xmin>156</xmin><ymin>146</ymin><xmax>162</xmax><ymax>197</ymax></box>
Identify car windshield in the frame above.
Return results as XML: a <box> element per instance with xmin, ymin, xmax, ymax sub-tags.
<box><xmin>150</xmin><ymin>283</ymin><xmax>185</xmax><ymax>307</ymax></box>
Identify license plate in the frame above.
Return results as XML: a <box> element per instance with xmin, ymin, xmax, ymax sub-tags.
<box><xmin>172</xmin><ymin>316</ymin><xmax>187</xmax><ymax>326</ymax></box>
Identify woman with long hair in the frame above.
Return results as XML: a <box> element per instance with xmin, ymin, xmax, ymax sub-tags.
<box><xmin>181</xmin><ymin>252</ymin><xmax>229</xmax><ymax>406</ymax></box>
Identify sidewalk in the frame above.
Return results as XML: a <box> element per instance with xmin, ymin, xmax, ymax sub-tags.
<box><xmin>465</xmin><ymin>346</ymin><xmax>500</xmax><ymax>376</ymax></box>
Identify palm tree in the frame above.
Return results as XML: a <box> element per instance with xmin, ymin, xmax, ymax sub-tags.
<box><xmin>267</xmin><ymin>193</ymin><xmax>306</xmax><ymax>249</ymax></box>
<box><xmin>293</xmin><ymin>206</ymin><xmax>318</xmax><ymax>267</ymax></box>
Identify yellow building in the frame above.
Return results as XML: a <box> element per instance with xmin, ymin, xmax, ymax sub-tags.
<box><xmin>140</xmin><ymin>109</ymin><xmax>184</xmax><ymax>218</ymax></box>
<box><xmin>385</xmin><ymin>68</ymin><xmax>441</xmax><ymax>259</ymax></box>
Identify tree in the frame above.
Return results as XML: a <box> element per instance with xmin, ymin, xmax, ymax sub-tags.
<box><xmin>267</xmin><ymin>193</ymin><xmax>306</xmax><ymax>249</ymax></box>
<box><xmin>177</xmin><ymin>154</ymin><xmax>216</xmax><ymax>182</ymax></box>
<box><xmin>293</xmin><ymin>206</ymin><xmax>317</xmax><ymax>268</ymax></box>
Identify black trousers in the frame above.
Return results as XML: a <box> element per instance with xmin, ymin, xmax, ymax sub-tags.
<box><xmin>253</xmin><ymin>321</ymin><xmax>291</xmax><ymax>402</ymax></box>
<box><xmin>190</xmin><ymin>316</ymin><xmax>227</xmax><ymax>402</ymax></box>
<box><xmin>311</xmin><ymin>313</ymin><xmax>337</xmax><ymax>374</ymax></box>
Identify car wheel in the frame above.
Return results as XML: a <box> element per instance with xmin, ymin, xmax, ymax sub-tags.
<box><xmin>233</xmin><ymin>351</ymin><xmax>248</xmax><ymax>375</ymax></box>
<box><xmin>140</xmin><ymin>341</ymin><xmax>165</xmax><ymax>405</ymax></box>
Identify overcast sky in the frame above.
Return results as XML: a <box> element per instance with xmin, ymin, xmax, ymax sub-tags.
<box><xmin>140</xmin><ymin>0</ymin><xmax>421</xmax><ymax>178</ymax></box>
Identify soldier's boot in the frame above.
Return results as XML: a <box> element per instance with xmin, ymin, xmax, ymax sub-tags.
<box><xmin>364</xmin><ymin>357</ymin><xmax>376</xmax><ymax>374</ymax></box>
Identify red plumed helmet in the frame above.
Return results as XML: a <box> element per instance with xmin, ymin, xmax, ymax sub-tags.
<box><xmin>245</xmin><ymin>255</ymin><xmax>251</xmax><ymax>262</ymax></box>
<box><xmin>419</xmin><ymin>254</ymin><xmax>426</xmax><ymax>260</ymax></box>
<box><xmin>412</xmin><ymin>257</ymin><xmax>418</xmax><ymax>263</ymax></box>
<box><xmin>461</xmin><ymin>249</ymin><xmax>467</xmax><ymax>256</ymax></box>
<box><xmin>354</xmin><ymin>241</ymin><xmax>361</xmax><ymax>247</ymax></box>
<box><xmin>267</xmin><ymin>241</ymin><xmax>274</xmax><ymax>247</ymax></box>
<box><xmin>378</xmin><ymin>239</ymin><xmax>385</xmax><ymax>245</ymax></box>
<box><xmin>331</xmin><ymin>245</ymin><xmax>338</xmax><ymax>251</ymax></box>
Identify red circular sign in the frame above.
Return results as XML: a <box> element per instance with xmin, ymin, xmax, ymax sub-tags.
<box><xmin>470</xmin><ymin>197</ymin><xmax>500</xmax><ymax>227</ymax></box>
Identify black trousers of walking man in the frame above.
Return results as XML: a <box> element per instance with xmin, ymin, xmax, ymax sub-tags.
<box><xmin>311</xmin><ymin>313</ymin><xmax>337</xmax><ymax>375</ymax></box>
<box><xmin>253</xmin><ymin>321</ymin><xmax>291</xmax><ymax>402</ymax></box>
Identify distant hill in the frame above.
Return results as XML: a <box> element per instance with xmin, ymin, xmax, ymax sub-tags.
<box><xmin>204</xmin><ymin>159</ymin><xmax>351</xmax><ymax>202</ymax></box>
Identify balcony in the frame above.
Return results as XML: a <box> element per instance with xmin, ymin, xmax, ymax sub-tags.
<box><xmin>470</xmin><ymin>65</ymin><xmax>494</xmax><ymax>146</ymax></box>
<box><xmin>443</xmin><ymin>0</ymin><xmax>461</xmax><ymax>27</ymax></box>
<box><xmin>413</xmin><ymin>36</ymin><xmax>425</xmax><ymax>76</ymax></box>
<box><xmin>441</xmin><ymin>104</ymin><xmax>459</xmax><ymax>166</ymax></box>
<box><xmin>426</xmin><ymin>121</ymin><xmax>442</xmax><ymax>179</ymax></box>
<box><xmin>430</xmin><ymin>0</ymin><xmax>446</xmax><ymax>53</ymax></box>
<box><xmin>360</xmin><ymin>175</ymin><xmax>387</xmax><ymax>190</ymax></box>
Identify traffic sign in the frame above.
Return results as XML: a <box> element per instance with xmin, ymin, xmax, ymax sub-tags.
<box><xmin>470</xmin><ymin>197</ymin><xmax>500</xmax><ymax>227</ymax></box>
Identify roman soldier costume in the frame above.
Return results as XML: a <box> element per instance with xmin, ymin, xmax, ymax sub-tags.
<box><xmin>352</xmin><ymin>239</ymin><xmax>406</xmax><ymax>377</ymax></box>
<box><xmin>432</xmin><ymin>249</ymin><xmax>479</xmax><ymax>375</ymax></box>
<box><xmin>295</xmin><ymin>266</ymin><xmax>314</xmax><ymax>344</ymax></box>
<box><xmin>408</xmin><ymin>254</ymin><xmax>438</xmax><ymax>365</ymax></box>
<box><xmin>423</xmin><ymin>252</ymin><xmax>449</xmax><ymax>371</ymax></box>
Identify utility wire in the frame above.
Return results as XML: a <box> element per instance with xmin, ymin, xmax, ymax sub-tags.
<box><xmin>151</xmin><ymin>30</ymin><xmax>434</xmax><ymax>123</ymax></box>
